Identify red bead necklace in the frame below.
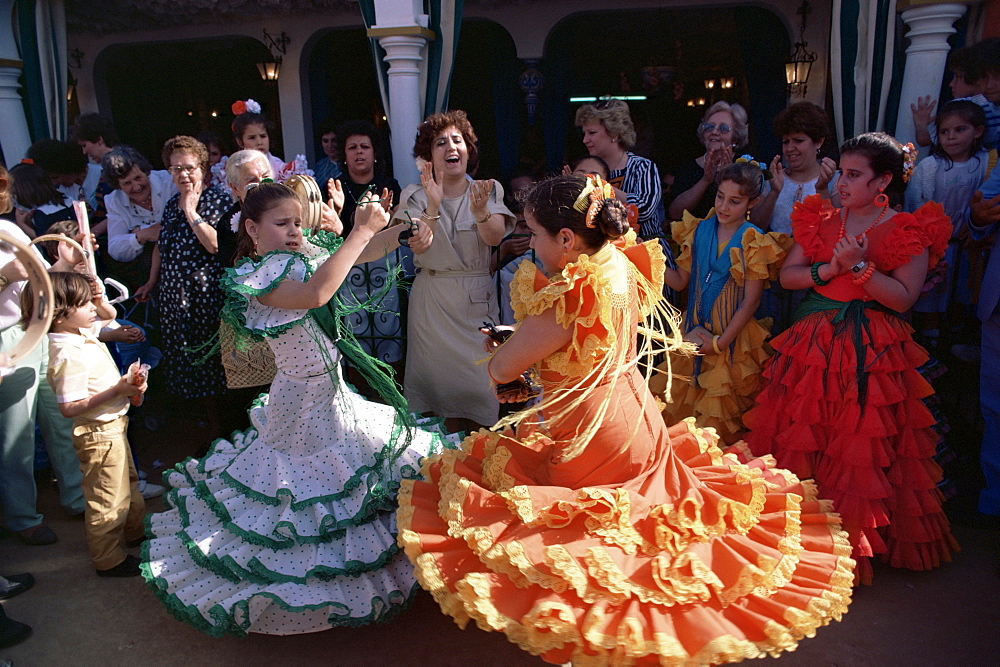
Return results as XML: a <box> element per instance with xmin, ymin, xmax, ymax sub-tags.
<box><xmin>839</xmin><ymin>205</ymin><xmax>888</xmax><ymax>241</ymax></box>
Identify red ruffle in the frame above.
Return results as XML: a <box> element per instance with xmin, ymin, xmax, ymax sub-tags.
<box><xmin>743</xmin><ymin>309</ymin><xmax>959</xmax><ymax>584</ymax></box>
<box><xmin>909</xmin><ymin>201</ymin><xmax>951</xmax><ymax>269</ymax></box>
<box><xmin>790</xmin><ymin>195</ymin><xmax>839</xmax><ymax>263</ymax></box>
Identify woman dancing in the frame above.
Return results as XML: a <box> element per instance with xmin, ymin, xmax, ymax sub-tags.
<box><xmin>398</xmin><ymin>173</ymin><xmax>855</xmax><ymax>665</ymax></box>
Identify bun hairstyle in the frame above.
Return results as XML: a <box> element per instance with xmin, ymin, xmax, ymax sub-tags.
<box><xmin>839</xmin><ymin>132</ymin><xmax>906</xmax><ymax>207</ymax></box>
<box><xmin>234</xmin><ymin>181</ymin><xmax>298</xmax><ymax>261</ymax></box>
<box><xmin>715</xmin><ymin>160</ymin><xmax>765</xmax><ymax>199</ymax></box>
<box><xmin>522</xmin><ymin>174</ymin><xmax>629</xmax><ymax>249</ymax></box>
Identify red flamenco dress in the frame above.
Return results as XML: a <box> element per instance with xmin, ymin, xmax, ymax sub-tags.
<box><xmin>397</xmin><ymin>234</ymin><xmax>855</xmax><ymax>665</ymax></box>
<box><xmin>743</xmin><ymin>195</ymin><xmax>959</xmax><ymax>586</ymax></box>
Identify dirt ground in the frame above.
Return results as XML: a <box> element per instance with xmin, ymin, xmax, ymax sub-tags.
<box><xmin>2</xmin><ymin>356</ymin><xmax>1000</xmax><ymax>666</ymax></box>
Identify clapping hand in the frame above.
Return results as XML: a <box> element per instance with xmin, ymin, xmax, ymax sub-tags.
<box><xmin>769</xmin><ymin>155</ymin><xmax>785</xmax><ymax>194</ymax></box>
<box><xmin>832</xmin><ymin>233</ymin><xmax>867</xmax><ymax>269</ymax></box>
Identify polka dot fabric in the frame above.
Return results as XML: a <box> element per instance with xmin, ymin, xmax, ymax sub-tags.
<box><xmin>141</xmin><ymin>251</ymin><xmax>454</xmax><ymax>636</ymax></box>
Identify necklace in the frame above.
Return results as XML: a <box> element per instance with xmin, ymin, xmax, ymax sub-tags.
<box><xmin>839</xmin><ymin>205</ymin><xmax>888</xmax><ymax>241</ymax></box>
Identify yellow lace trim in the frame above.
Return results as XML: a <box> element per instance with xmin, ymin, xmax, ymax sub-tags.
<box><xmin>727</xmin><ymin>226</ymin><xmax>794</xmax><ymax>284</ymax></box>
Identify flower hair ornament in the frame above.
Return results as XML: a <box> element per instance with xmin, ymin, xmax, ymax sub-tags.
<box><xmin>244</xmin><ymin>177</ymin><xmax>275</xmax><ymax>192</ymax></box>
<box><xmin>231</xmin><ymin>98</ymin><xmax>262</xmax><ymax>116</ymax></box>
<box><xmin>901</xmin><ymin>142</ymin><xmax>917</xmax><ymax>183</ymax></box>
<box><xmin>572</xmin><ymin>174</ymin><xmax>615</xmax><ymax>228</ymax></box>
<box><xmin>735</xmin><ymin>154</ymin><xmax>770</xmax><ymax>194</ymax></box>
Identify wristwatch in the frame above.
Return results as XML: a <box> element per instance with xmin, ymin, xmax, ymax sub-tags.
<box><xmin>189</xmin><ymin>216</ymin><xmax>205</xmax><ymax>227</ymax></box>
<box><xmin>850</xmin><ymin>261</ymin><xmax>867</xmax><ymax>274</ymax></box>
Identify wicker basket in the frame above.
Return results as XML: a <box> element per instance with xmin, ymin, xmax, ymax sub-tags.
<box><xmin>219</xmin><ymin>320</ymin><xmax>276</xmax><ymax>389</ymax></box>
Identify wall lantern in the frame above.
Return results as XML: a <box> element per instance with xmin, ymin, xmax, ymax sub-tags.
<box><xmin>785</xmin><ymin>1</ymin><xmax>816</xmax><ymax>97</ymax></box>
<box><xmin>720</xmin><ymin>77</ymin><xmax>734</xmax><ymax>89</ymax></box>
<box><xmin>258</xmin><ymin>29</ymin><xmax>290</xmax><ymax>81</ymax></box>
<box><xmin>704</xmin><ymin>79</ymin><xmax>715</xmax><ymax>89</ymax></box>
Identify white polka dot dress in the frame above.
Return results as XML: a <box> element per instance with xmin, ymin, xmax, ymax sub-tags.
<box><xmin>141</xmin><ymin>240</ymin><xmax>454</xmax><ymax>636</ymax></box>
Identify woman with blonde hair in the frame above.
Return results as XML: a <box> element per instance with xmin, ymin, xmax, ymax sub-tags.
<box><xmin>575</xmin><ymin>98</ymin><xmax>664</xmax><ymax>240</ymax></box>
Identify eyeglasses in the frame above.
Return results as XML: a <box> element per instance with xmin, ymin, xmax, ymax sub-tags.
<box><xmin>699</xmin><ymin>122</ymin><xmax>731</xmax><ymax>135</ymax></box>
<box><xmin>167</xmin><ymin>165</ymin><xmax>200</xmax><ymax>174</ymax></box>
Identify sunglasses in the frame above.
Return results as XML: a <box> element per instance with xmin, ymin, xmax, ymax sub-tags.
<box><xmin>593</xmin><ymin>99</ymin><xmax>624</xmax><ymax>110</ymax></box>
<box><xmin>167</xmin><ymin>164</ymin><xmax>200</xmax><ymax>174</ymax></box>
<box><xmin>700</xmin><ymin>122</ymin><xmax>731</xmax><ymax>135</ymax></box>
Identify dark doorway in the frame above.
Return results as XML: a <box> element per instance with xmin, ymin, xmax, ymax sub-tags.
<box><xmin>95</xmin><ymin>37</ymin><xmax>280</xmax><ymax>168</ymax></box>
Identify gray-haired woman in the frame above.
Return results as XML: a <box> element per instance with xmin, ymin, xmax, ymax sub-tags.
<box><xmin>102</xmin><ymin>145</ymin><xmax>176</xmax><ymax>293</ymax></box>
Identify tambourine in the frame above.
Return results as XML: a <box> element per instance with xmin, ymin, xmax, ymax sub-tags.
<box><xmin>0</xmin><ymin>231</ymin><xmax>54</xmax><ymax>367</ymax></box>
<box><xmin>31</xmin><ymin>234</ymin><xmax>130</xmax><ymax>304</ymax></box>
<box><xmin>284</xmin><ymin>174</ymin><xmax>323</xmax><ymax>233</ymax></box>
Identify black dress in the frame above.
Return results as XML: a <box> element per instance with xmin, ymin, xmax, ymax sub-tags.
<box><xmin>156</xmin><ymin>185</ymin><xmax>229</xmax><ymax>398</ymax></box>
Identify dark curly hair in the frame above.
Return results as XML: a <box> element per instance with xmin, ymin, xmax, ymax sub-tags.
<box><xmin>161</xmin><ymin>135</ymin><xmax>209</xmax><ymax>172</ymax></box>
<box><xmin>26</xmin><ymin>139</ymin><xmax>87</xmax><ymax>176</ymax></box>
<box><xmin>70</xmin><ymin>113</ymin><xmax>119</xmax><ymax>147</ymax></box>
<box><xmin>337</xmin><ymin>120</ymin><xmax>388</xmax><ymax>178</ymax></box>
<box><xmin>412</xmin><ymin>110</ymin><xmax>479</xmax><ymax>175</ymax></box>
<box><xmin>521</xmin><ymin>174</ymin><xmax>629</xmax><ymax>249</ymax></box>
<box><xmin>773</xmin><ymin>102</ymin><xmax>832</xmax><ymax>146</ymax></box>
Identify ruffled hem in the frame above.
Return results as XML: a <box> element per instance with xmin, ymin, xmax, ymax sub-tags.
<box><xmin>744</xmin><ymin>309</ymin><xmax>959</xmax><ymax>583</ymax></box>
<box><xmin>398</xmin><ymin>419</ymin><xmax>855</xmax><ymax>664</ymax></box>
<box><xmin>143</xmin><ymin>397</ymin><xmax>452</xmax><ymax>635</ymax></box>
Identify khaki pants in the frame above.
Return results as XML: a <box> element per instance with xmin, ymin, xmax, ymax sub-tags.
<box><xmin>72</xmin><ymin>415</ymin><xmax>146</xmax><ymax>570</ymax></box>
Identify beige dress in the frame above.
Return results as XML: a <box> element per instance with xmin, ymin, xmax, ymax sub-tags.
<box><xmin>397</xmin><ymin>182</ymin><xmax>513</xmax><ymax>425</ymax></box>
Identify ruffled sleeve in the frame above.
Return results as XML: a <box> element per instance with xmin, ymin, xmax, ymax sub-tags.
<box><xmin>222</xmin><ymin>252</ymin><xmax>313</xmax><ymax>337</ymax></box>
<box><xmin>791</xmin><ymin>194</ymin><xmax>839</xmax><ymax>263</ymax></box>
<box><xmin>299</xmin><ymin>228</ymin><xmax>343</xmax><ymax>260</ymax></box>
<box><xmin>670</xmin><ymin>210</ymin><xmax>703</xmax><ymax>272</ymax></box>
<box><xmin>729</xmin><ymin>227</ymin><xmax>794</xmax><ymax>284</ymax></box>
<box><xmin>911</xmin><ymin>200</ymin><xmax>951</xmax><ymax>269</ymax></box>
<box><xmin>622</xmin><ymin>237</ymin><xmax>667</xmax><ymax>317</ymax></box>
<box><xmin>510</xmin><ymin>253</ymin><xmax>613</xmax><ymax>378</ymax></box>
<box><xmin>879</xmin><ymin>201</ymin><xmax>950</xmax><ymax>271</ymax></box>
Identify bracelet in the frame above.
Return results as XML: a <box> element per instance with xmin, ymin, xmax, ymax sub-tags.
<box><xmin>188</xmin><ymin>216</ymin><xmax>205</xmax><ymax>227</ymax></box>
<box><xmin>421</xmin><ymin>209</ymin><xmax>441</xmax><ymax>221</ymax></box>
<box><xmin>712</xmin><ymin>335</ymin><xmax>722</xmax><ymax>354</ymax></box>
<box><xmin>476</xmin><ymin>213</ymin><xmax>492</xmax><ymax>225</ymax></box>
<box><xmin>810</xmin><ymin>262</ymin><xmax>831</xmax><ymax>286</ymax></box>
<box><xmin>852</xmin><ymin>260</ymin><xmax>877</xmax><ymax>285</ymax></box>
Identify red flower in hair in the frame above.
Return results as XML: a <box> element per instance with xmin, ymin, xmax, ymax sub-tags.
<box><xmin>231</xmin><ymin>100</ymin><xmax>247</xmax><ymax>115</ymax></box>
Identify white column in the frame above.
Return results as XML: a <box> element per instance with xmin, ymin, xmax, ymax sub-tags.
<box><xmin>379</xmin><ymin>34</ymin><xmax>428</xmax><ymax>189</ymax></box>
<box><xmin>0</xmin><ymin>0</ymin><xmax>32</xmax><ymax>166</ymax></box>
<box><xmin>894</xmin><ymin>3</ymin><xmax>968</xmax><ymax>150</ymax></box>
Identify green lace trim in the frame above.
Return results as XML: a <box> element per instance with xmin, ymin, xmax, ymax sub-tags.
<box><xmin>176</xmin><ymin>526</ymin><xmax>402</xmax><ymax>585</ymax></box>
<box><xmin>140</xmin><ymin>531</ymin><xmax>419</xmax><ymax>638</ymax></box>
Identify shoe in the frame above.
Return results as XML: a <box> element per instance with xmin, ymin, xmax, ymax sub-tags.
<box><xmin>137</xmin><ymin>480</ymin><xmax>164</xmax><ymax>499</ymax></box>
<box><xmin>0</xmin><ymin>607</ymin><xmax>31</xmax><ymax>649</ymax></box>
<box><xmin>96</xmin><ymin>554</ymin><xmax>141</xmax><ymax>578</ymax></box>
<box><xmin>0</xmin><ymin>573</ymin><xmax>35</xmax><ymax>601</ymax></box>
<box><xmin>14</xmin><ymin>524</ymin><xmax>57</xmax><ymax>546</ymax></box>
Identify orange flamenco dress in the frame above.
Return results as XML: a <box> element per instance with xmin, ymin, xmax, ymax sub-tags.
<box><xmin>397</xmin><ymin>234</ymin><xmax>855</xmax><ymax>665</ymax></box>
<box><xmin>744</xmin><ymin>196</ymin><xmax>959</xmax><ymax>586</ymax></box>
<box><xmin>651</xmin><ymin>212</ymin><xmax>793</xmax><ymax>443</ymax></box>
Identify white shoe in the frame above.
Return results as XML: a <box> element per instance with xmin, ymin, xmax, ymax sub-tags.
<box><xmin>137</xmin><ymin>479</ymin><xmax>164</xmax><ymax>499</ymax></box>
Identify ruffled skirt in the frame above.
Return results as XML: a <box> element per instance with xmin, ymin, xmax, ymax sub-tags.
<box><xmin>398</xmin><ymin>369</ymin><xmax>855</xmax><ymax>665</ymax></box>
<box><xmin>652</xmin><ymin>317</ymin><xmax>772</xmax><ymax>443</ymax></box>
<box><xmin>141</xmin><ymin>370</ymin><xmax>453</xmax><ymax>636</ymax></box>
<box><xmin>743</xmin><ymin>309</ymin><xmax>959</xmax><ymax>585</ymax></box>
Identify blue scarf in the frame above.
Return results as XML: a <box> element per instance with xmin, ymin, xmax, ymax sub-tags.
<box><xmin>686</xmin><ymin>216</ymin><xmax>755</xmax><ymax>330</ymax></box>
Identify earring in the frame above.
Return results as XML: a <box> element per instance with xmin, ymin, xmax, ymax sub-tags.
<box><xmin>873</xmin><ymin>188</ymin><xmax>889</xmax><ymax>207</ymax></box>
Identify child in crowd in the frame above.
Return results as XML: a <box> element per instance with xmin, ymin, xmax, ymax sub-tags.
<box><xmin>24</xmin><ymin>271</ymin><xmax>148</xmax><ymax>576</ymax></box>
<box><xmin>26</xmin><ymin>139</ymin><xmax>107</xmax><ymax>234</ymax></box>
<box><xmin>7</xmin><ymin>162</ymin><xmax>74</xmax><ymax>238</ymax></box>
<box><xmin>231</xmin><ymin>98</ymin><xmax>285</xmax><ymax>177</ymax></box>
<box><xmin>906</xmin><ymin>100</ymin><xmax>990</xmax><ymax>347</ymax></box>
<box><xmin>650</xmin><ymin>159</ymin><xmax>791</xmax><ymax>442</ymax></box>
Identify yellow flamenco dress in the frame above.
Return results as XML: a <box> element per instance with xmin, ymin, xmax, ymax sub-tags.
<box><xmin>397</xmin><ymin>233</ymin><xmax>854</xmax><ymax>665</ymax></box>
<box><xmin>650</xmin><ymin>211</ymin><xmax>792</xmax><ymax>443</ymax></box>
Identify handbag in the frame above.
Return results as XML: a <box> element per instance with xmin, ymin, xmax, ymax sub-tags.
<box><xmin>219</xmin><ymin>320</ymin><xmax>276</xmax><ymax>389</ymax></box>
